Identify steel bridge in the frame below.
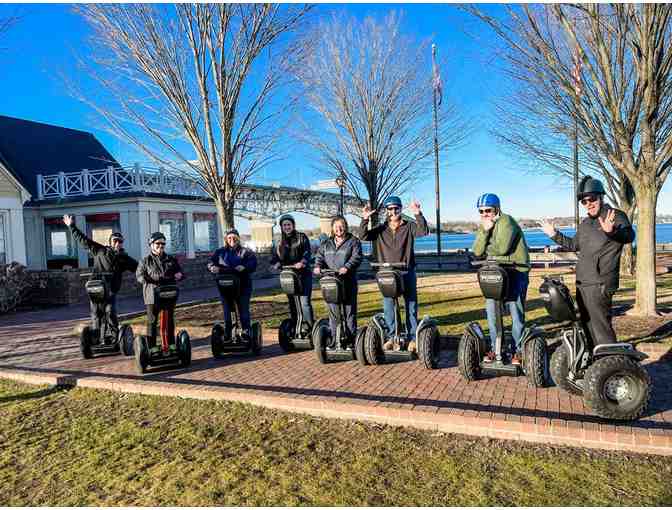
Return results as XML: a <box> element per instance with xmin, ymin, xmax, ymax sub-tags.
<box><xmin>36</xmin><ymin>164</ymin><xmax>364</xmax><ymax>220</ymax></box>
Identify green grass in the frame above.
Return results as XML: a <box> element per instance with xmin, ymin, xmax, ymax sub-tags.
<box><xmin>1</xmin><ymin>379</ymin><xmax>671</xmax><ymax>506</ymax></box>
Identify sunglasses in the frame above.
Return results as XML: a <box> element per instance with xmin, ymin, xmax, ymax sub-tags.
<box><xmin>479</xmin><ymin>208</ymin><xmax>495</xmax><ymax>215</ymax></box>
<box><xmin>387</xmin><ymin>207</ymin><xmax>401</xmax><ymax>212</ymax></box>
<box><xmin>154</xmin><ymin>242</ymin><xmax>166</xmax><ymax>246</ymax></box>
<box><xmin>580</xmin><ymin>195</ymin><xmax>599</xmax><ymax>205</ymax></box>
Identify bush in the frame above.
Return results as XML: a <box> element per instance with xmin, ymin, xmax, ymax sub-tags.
<box><xmin>0</xmin><ymin>262</ymin><xmax>32</xmax><ymax>314</ymax></box>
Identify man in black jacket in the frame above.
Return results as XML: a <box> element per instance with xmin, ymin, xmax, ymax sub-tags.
<box><xmin>63</xmin><ymin>214</ymin><xmax>138</xmax><ymax>337</ymax></box>
<box><xmin>541</xmin><ymin>177</ymin><xmax>635</xmax><ymax>345</ymax></box>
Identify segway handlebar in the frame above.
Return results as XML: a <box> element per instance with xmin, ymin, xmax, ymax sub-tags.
<box><xmin>81</xmin><ymin>271</ymin><xmax>114</xmax><ymax>278</ymax></box>
<box><xmin>370</xmin><ymin>262</ymin><xmax>407</xmax><ymax>270</ymax></box>
<box><xmin>471</xmin><ymin>257</ymin><xmax>517</xmax><ymax>268</ymax></box>
<box><xmin>317</xmin><ymin>268</ymin><xmax>339</xmax><ymax>277</ymax></box>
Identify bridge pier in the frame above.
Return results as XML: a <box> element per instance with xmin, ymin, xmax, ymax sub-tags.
<box><xmin>319</xmin><ymin>217</ymin><xmax>333</xmax><ymax>236</ymax></box>
<box><xmin>250</xmin><ymin>219</ymin><xmax>275</xmax><ymax>251</ymax></box>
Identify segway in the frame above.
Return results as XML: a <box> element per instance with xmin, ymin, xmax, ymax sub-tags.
<box><xmin>133</xmin><ymin>284</ymin><xmax>191</xmax><ymax>374</ymax></box>
<box><xmin>80</xmin><ymin>272</ymin><xmax>134</xmax><ymax>359</ymax></box>
<box><xmin>361</xmin><ymin>262</ymin><xmax>441</xmax><ymax>369</ymax></box>
<box><xmin>210</xmin><ymin>271</ymin><xmax>263</xmax><ymax>357</ymax></box>
<box><xmin>277</xmin><ymin>266</ymin><xmax>314</xmax><ymax>352</ymax></box>
<box><xmin>458</xmin><ymin>259</ymin><xmax>548</xmax><ymax>387</ymax></box>
<box><xmin>540</xmin><ymin>276</ymin><xmax>651</xmax><ymax>420</ymax></box>
<box><xmin>312</xmin><ymin>269</ymin><xmax>368</xmax><ymax>364</ymax></box>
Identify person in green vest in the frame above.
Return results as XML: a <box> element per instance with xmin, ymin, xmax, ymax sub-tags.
<box><xmin>472</xmin><ymin>193</ymin><xmax>531</xmax><ymax>365</ymax></box>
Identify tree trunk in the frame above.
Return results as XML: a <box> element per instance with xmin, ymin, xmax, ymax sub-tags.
<box><xmin>215</xmin><ymin>195</ymin><xmax>235</xmax><ymax>242</ymax></box>
<box><xmin>632</xmin><ymin>180</ymin><xmax>658</xmax><ymax>316</ymax></box>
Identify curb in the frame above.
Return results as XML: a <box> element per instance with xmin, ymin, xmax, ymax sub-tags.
<box><xmin>1</xmin><ymin>366</ymin><xmax>670</xmax><ymax>457</ymax></box>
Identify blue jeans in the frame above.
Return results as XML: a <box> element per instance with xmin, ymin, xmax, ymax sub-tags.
<box><xmin>485</xmin><ymin>270</ymin><xmax>529</xmax><ymax>353</ymax></box>
<box><xmin>383</xmin><ymin>268</ymin><xmax>418</xmax><ymax>340</ymax></box>
<box><xmin>220</xmin><ymin>284</ymin><xmax>252</xmax><ymax>336</ymax></box>
<box><xmin>287</xmin><ymin>270</ymin><xmax>314</xmax><ymax>326</ymax></box>
<box><xmin>327</xmin><ymin>279</ymin><xmax>357</xmax><ymax>341</ymax></box>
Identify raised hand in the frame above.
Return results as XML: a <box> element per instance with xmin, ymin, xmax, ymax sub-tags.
<box><xmin>408</xmin><ymin>199</ymin><xmax>421</xmax><ymax>216</ymax></box>
<box><xmin>362</xmin><ymin>203</ymin><xmax>374</xmax><ymax>220</ymax></box>
<box><xmin>598</xmin><ymin>209</ymin><xmax>616</xmax><ymax>233</ymax></box>
<box><xmin>62</xmin><ymin>214</ymin><xmax>73</xmax><ymax>227</ymax></box>
<box><xmin>540</xmin><ymin>219</ymin><xmax>557</xmax><ymax>238</ymax></box>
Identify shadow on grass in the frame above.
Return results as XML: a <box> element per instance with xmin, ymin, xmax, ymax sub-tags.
<box><xmin>0</xmin><ymin>384</ymin><xmax>71</xmax><ymax>404</ymax></box>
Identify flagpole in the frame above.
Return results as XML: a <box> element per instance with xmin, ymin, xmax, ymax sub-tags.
<box><xmin>432</xmin><ymin>44</ymin><xmax>442</xmax><ymax>262</ymax></box>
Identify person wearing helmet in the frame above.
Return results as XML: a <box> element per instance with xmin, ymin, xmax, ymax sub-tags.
<box><xmin>270</xmin><ymin>214</ymin><xmax>315</xmax><ymax>327</ymax></box>
<box><xmin>208</xmin><ymin>228</ymin><xmax>258</xmax><ymax>339</ymax></box>
<box><xmin>541</xmin><ymin>176</ymin><xmax>634</xmax><ymax>345</ymax></box>
<box><xmin>314</xmin><ymin>216</ymin><xmax>363</xmax><ymax>342</ymax></box>
<box><xmin>360</xmin><ymin>196</ymin><xmax>429</xmax><ymax>351</ymax></box>
<box><xmin>471</xmin><ymin>194</ymin><xmax>531</xmax><ymax>365</ymax></box>
<box><xmin>136</xmin><ymin>232</ymin><xmax>185</xmax><ymax>345</ymax></box>
<box><xmin>62</xmin><ymin>214</ymin><xmax>138</xmax><ymax>338</ymax></box>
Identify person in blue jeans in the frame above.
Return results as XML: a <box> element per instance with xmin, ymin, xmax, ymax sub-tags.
<box><xmin>360</xmin><ymin>196</ymin><xmax>429</xmax><ymax>352</ymax></box>
<box><xmin>471</xmin><ymin>193</ymin><xmax>531</xmax><ymax>365</ymax></box>
<box><xmin>208</xmin><ymin>229</ymin><xmax>258</xmax><ymax>338</ymax></box>
<box><xmin>270</xmin><ymin>214</ymin><xmax>315</xmax><ymax>328</ymax></box>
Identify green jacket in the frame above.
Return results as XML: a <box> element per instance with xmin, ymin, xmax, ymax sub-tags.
<box><xmin>472</xmin><ymin>213</ymin><xmax>530</xmax><ymax>272</ymax></box>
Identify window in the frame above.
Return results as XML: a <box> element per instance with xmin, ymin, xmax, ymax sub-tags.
<box><xmin>159</xmin><ymin>212</ymin><xmax>186</xmax><ymax>254</ymax></box>
<box><xmin>193</xmin><ymin>212</ymin><xmax>218</xmax><ymax>252</ymax></box>
<box><xmin>0</xmin><ymin>214</ymin><xmax>6</xmax><ymax>265</ymax></box>
<box><xmin>44</xmin><ymin>217</ymin><xmax>78</xmax><ymax>268</ymax></box>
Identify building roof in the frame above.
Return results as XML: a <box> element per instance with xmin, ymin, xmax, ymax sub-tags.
<box><xmin>0</xmin><ymin>115</ymin><xmax>119</xmax><ymax>198</ymax></box>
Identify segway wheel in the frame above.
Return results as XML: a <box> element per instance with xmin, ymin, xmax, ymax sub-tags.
<box><xmin>354</xmin><ymin>327</ymin><xmax>369</xmax><ymax>366</ymax></box>
<box><xmin>523</xmin><ymin>336</ymin><xmax>548</xmax><ymax>388</ymax></box>
<box><xmin>211</xmin><ymin>324</ymin><xmax>224</xmax><ymax>358</ymax></box>
<box><xmin>120</xmin><ymin>325</ymin><xmax>134</xmax><ymax>356</ymax></box>
<box><xmin>313</xmin><ymin>322</ymin><xmax>330</xmax><ymax>365</ymax></box>
<box><xmin>457</xmin><ymin>329</ymin><xmax>481</xmax><ymax>381</ymax></box>
<box><xmin>251</xmin><ymin>322</ymin><xmax>263</xmax><ymax>355</ymax></box>
<box><xmin>134</xmin><ymin>336</ymin><xmax>149</xmax><ymax>374</ymax></box>
<box><xmin>364</xmin><ymin>325</ymin><xmax>384</xmax><ymax>365</ymax></box>
<box><xmin>418</xmin><ymin>325</ymin><xmax>440</xmax><ymax>370</ymax></box>
<box><xmin>583</xmin><ymin>355</ymin><xmax>651</xmax><ymax>421</ymax></box>
<box><xmin>278</xmin><ymin>318</ymin><xmax>294</xmax><ymax>352</ymax></box>
<box><xmin>80</xmin><ymin>326</ymin><xmax>93</xmax><ymax>359</ymax></box>
<box><xmin>177</xmin><ymin>330</ymin><xmax>192</xmax><ymax>368</ymax></box>
<box><xmin>550</xmin><ymin>344</ymin><xmax>582</xmax><ymax>395</ymax></box>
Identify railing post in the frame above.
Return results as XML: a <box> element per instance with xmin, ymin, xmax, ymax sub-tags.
<box><xmin>82</xmin><ymin>169</ymin><xmax>90</xmax><ymax>195</ymax></box>
<box><xmin>134</xmin><ymin>163</ymin><xmax>141</xmax><ymax>191</ymax></box>
<box><xmin>58</xmin><ymin>171</ymin><xmax>65</xmax><ymax>198</ymax></box>
<box><xmin>159</xmin><ymin>167</ymin><xmax>166</xmax><ymax>193</ymax></box>
<box><xmin>37</xmin><ymin>174</ymin><xmax>44</xmax><ymax>200</ymax></box>
<box><xmin>107</xmin><ymin>166</ymin><xmax>115</xmax><ymax>193</ymax></box>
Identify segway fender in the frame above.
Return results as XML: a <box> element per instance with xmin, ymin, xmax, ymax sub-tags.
<box><xmin>593</xmin><ymin>343</ymin><xmax>648</xmax><ymax>362</ymax></box>
<box><xmin>415</xmin><ymin>315</ymin><xmax>438</xmax><ymax>338</ymax></box>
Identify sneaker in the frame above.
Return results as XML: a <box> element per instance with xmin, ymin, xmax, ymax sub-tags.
<box><xmin>511</xmin><ymin>352</ymin><xmax>522</xmax><ymax>366</ymax></box>
<box><xmin>483</xmin><ymin>351</ymin><xmax>496</xmax><ymax>363</ymax></box>
<box><xmin>407</xmin><ymin>341</ymin><xmax>417</xmax><ymax>353</ymax></box>
<box><xmin>383</xmin><ymin>340</ymin><xmax>394</xmax><ymax>351</ymax></box>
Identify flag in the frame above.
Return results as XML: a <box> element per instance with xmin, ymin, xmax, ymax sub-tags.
<box><xmin>432</xmin><ymin>43</ymin><xmax>443</xmax><ymax>106</ymax></box>
<box><xmin>572</xmin><ymin>46</ymin><xmax>583</xmax><ymax>97</ymax></box>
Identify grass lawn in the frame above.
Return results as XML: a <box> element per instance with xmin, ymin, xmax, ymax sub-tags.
<box><xmin>1</xmin><ymin>378</ymin><xmax>671</xmax><ymax>506</ymax></box>
<box><xmin>125</xmin><ymin>269</ymin><xmax>672</xmax><ymax>346</ymax></box>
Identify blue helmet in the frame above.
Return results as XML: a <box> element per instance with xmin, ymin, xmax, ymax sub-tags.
<box><xmin>383</xmin><ymin>196</ymin><xmax>403</xmax><ymax>208</ymax></box>
<box><xmin>476</xmin><ymin>193</ymin><xmax>500</xmax><ymax>209</ymax></box>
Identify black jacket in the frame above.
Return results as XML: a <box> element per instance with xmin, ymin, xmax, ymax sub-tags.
<box><xmin>315</xmin><ymin>233</ymin><xmax>363</xmax><ymax>281</ymax></box>
<box><xmin>360</xmin><ymin>213</ymin><xmax>429</xmax><ymax>268</ymax></box>
<box><xmin>270</xmin><ymin>231</ymin><xmax>312</xmax><ymax>270</ymax></box>
<box><xmin>136</xmin><ymin>252</ymin><xmax>184</xmax><ymax>305</ymax></box>
<box><xmin>552</xmin><ymin>204</ymin><xmax>635</xmax><ymax>291</ymax></box>
<box><xmin>69</xmin><ymin>224</ymin><xmax>138</xmax><ymax>294</ymax></box>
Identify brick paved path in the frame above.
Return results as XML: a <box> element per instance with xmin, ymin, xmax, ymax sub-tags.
<box><xmin>1</xmin><ymin>304</ymin><xmax>671</xmax><ymax>456</ymax></box>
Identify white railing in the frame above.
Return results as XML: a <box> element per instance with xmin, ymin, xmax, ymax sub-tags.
<box><xmin>37</xmin><ymin>164</ymin><xmax>209</xmax><ymax>200</ymax></box>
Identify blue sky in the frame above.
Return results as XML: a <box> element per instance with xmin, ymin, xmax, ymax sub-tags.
<box><xmin>1</xmin><ymin>3</ymin><xmax>670</xmax><ymax>231</ymax></box>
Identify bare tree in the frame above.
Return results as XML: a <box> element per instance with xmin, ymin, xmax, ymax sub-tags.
<box><xmin>293</xmin><ymin>11</ymin><xmax>469</xmax><ymax>223</ymax></box>
<box><xmin>73</xmin><ymin>4</ymin><xmax>311</xmax><ymax>233</ymax></box>
<box><xmin>470</xmin><ymin>4</ymin><xmax>672</xmax><ymax>316</ymax></box>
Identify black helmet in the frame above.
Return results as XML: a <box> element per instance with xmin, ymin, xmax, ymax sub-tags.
<box><xmin>278</xmin><ymin>214</ymin><xmax>295</xmax><ymax>226</ymax></box>
<box><xmin>148</xmin><ymin>231</ymin><xmax>166</xmax><ymax>245</ymax></box>
<box><xmin>577</xmin><ymin>176</ymin><xmax>605</xmax><ymax>200</ymax></box>
<box><xmin>109</xmin><ymin>232</ymin><xmax>124</xmax><ymax>244</ymax></box>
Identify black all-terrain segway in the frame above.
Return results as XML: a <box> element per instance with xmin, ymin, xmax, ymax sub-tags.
<box><xmin>458</xmin><ymin>260</ymin><xmax>548</xmax><ymax>387</ymax></box>
<box><xmin>80</xmin><ymin>272</ymin><xmax>134</xmax><ymax>359</ymax></box>
<box><xmin>277</xmin><ymin>266</ymin><xmax>314</xmax><ymax>352</ymax></box>
<box><xmin>134</xmin><ymin>284</ymin><xmax>191</xmax><ymax>374</ymax></box>
<box><xmin>312</xmin><ymin>269</ymin><xmax>368</xmax><ymax>364</ymax></box>
<box><xmin>540</xmin><ymin>276</ymin><xmax>651</xmax><ymax>420</ymax></box>
<box><xmin>210</xmin><ymin>271</ymin><xmax>262</xmax><ymax>357</ymax></box>
<box><xmin>360</xmin><ymin>262</ymin><xmax>441</xmax><ymax>369</ymax></box>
